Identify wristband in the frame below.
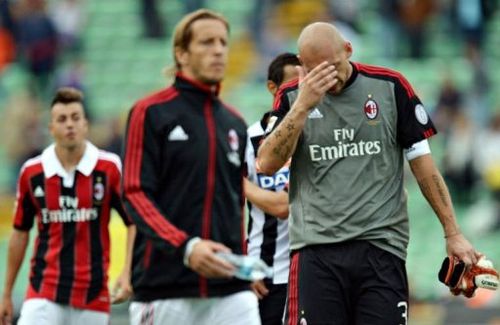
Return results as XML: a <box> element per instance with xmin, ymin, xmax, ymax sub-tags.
<box><xmin>183</xmin><ymin>237</ymin><xmax>201</xmax><ymax>267</ymax></box>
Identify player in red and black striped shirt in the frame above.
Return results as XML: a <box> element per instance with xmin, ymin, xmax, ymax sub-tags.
<box><xmin>0</xmin><ymin>88</ymin><xmax>136</xmax><ymax>325</ymax></box>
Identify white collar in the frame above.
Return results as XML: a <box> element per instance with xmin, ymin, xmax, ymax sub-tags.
<box><xmin>41</xmin><ymin>141</ymin><xmax>99</xmax><ymax>178</ymax></box>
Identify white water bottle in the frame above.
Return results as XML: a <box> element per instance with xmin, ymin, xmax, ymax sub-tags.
<box><xmin>216</xmin><ymin>252</ymin><xmax>273</xmax><ymax>281</ymax></box>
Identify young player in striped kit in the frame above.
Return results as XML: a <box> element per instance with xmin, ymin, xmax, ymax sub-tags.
<box><xmin>245</xmin><ymin>52</ymin><xmax>300</xmax><ymax>325</ymax></box>
<box><xmin>0</xmin><ymin>88</ymin><xmax>136</xmax><ymax>325</ymax></box>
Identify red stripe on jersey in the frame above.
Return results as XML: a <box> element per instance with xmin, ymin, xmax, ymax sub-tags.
<box><xmin>14</xmin><ymin>161</ymin><xmax>43</xmax><ymax>229</ymax></box>
<box><xmin>72</xmin><ymin>173</ymin><xmax>92</xmax><ymax>306</ymax></box>
<box><xmin>199</xmin><ymin>99</ymin><xmax>217</xmax><ymax>297</ymax></box>
<box><xmin>26</xmin><ymin>284</ymin><xmax>110</xmax><ymax>313</ymax></box>
<box><xmin>40</xmin><ymin>176</ymin><xmax>62</xmax><ymax>300</ymax></box>
<box><xmin>100</xmin><ymin>186</ymin><xmax>111</xmax><ymax>294</ymax></box>
<box><xmin>427</xmin><ymin>128</ymin><xmax>436</xmax><ymax>138</ymax></box>
<box><xmin>27</xmin><ymin>165</ymin><xmax>43</xmax><ymax>287</ymax></box>
<box><xmin>273</xmin><ymin>78</ymin><xmax>299</xmax><ymax>111</ymax></box>
<box><xmin>288</xmin><ymin>252</ymin><xmax>300</xmax><ymax>325</ymax></box>
<box><xmin>128</xmin><ymin>192</ymin><xmax>187</xmax><ymax>247</ymax></box>
<box><xmin>202</xmin><ymin>99</ymin><xmax>216</xmax><ymax>240</ymax></box>
<box><xmin>129</xmin><ymin>88</ymin><xmax>178</xmax><ymax>187</ymax></box>
<box><xmin>143</xmin><ymin>240</ymin><xmax>152</xmax><ymax>268</ymax></box>
<box><xmin>199</xmin><ymin>274</ymin><xmax>208</xmax><ymax>298</ymax></box>
<box><xmin>355</xmin><ymin>63</ymin><xmax>416</xmax><ymax>98</ymax></box>
<box><xmin>13</xmin><ymin>168</ymin><xmax>28</xmax><ymax>228</ymax></box>
<box><xmin>124</xmin><ymin>88</ymin><xmax>188</xmax><ymax>247</ymax></box>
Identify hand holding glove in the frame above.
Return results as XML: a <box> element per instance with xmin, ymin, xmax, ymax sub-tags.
<box><xmin>438</xmin><ymin>255</ymin><xmax>499</xmax><ymax>298</ymax></box>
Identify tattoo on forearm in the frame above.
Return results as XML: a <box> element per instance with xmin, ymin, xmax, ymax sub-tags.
<box><xmin>278</xmin><ymin>138</ymin><xmax>288</xmax><ymax>147</ymax></box>
<box><xmin>272</xmin><ymin>146</ymin><xmax>284</xmax><ymax>159</ymax></box>
<box><xmin>268</xmin><ymin>117</ymin><xmax>299</xmax><ymax>160</ymax></box>
<box><xmin>417</xmin><ymin>174</ymin><xmax>452</xmax><ymax>223</ymax></box>
<box><xmin>419</xmin><ymin>181</ymin><xmax>430</xmax><ymax>196</ymax></box>
<box><xmin>419</xmin><ymin>180</ymin><xmax>433</xmax><ymax>202</ymax></box>
<box><xmin>272</xmin><ymin>147</ymin><xmax>281</xmax><ymax>158</ymax></box>
<box><xmin>418</xmin><ymin>178</ymin><xmax>442</xmax><ymax>216</ymax></box>
<box><xmin>432</xmin><ymin>175</ymin><xmax>448</xmax><ymax>207</ymax></box>
<box><xmin>275</xmin><ymin>138</ymin><xmax>291</xmax><ymax>160</ymax></box>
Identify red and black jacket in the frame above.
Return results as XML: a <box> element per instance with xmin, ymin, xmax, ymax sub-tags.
<box><xmin>122</xmin><ymin>73</ymin><xmax>249</xmax><ymax>301</ymax></box>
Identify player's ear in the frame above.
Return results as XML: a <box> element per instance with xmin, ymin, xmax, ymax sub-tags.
<box><xmin>175</xmin><ymin>46</ymin><xmax>189</xmax><ymax>67</ymax></box>
<box><xmin>345</xmin><ymin>42</ymin><xmax>353</xmax><ymax>59</ymax></box>
<box><xmin>267</xmin><ymin>80</ymin><xmax>278</xmax><ymax>96</ymax></box>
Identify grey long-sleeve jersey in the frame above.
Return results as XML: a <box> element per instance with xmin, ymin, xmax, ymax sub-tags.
<box><xmin>267</xmin><ymin>62</ymin><xmax>437</xmax><ymax>260</ymax></box>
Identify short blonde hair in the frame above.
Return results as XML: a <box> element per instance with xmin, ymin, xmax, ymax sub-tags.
<box><xmin>172</xmin><ymin>9</ymin><xmax>230</xmax><ymax>72</ymax></box>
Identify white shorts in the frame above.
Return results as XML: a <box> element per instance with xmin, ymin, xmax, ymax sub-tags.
<box><xmin>129</xmin><ymin>291</ymin><xmax>260</xmax><ymax>325</ymax></box>
<box><xmin>17</xmin><ymin>298</ymin><xmax>109</xmax><ymax>325</ymax></box>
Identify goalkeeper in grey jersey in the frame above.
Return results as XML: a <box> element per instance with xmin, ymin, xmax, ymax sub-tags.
<box><xmin>258</xmin><ymin>22</ymin><xmax>481</xmax><ymax>325</ymax></box>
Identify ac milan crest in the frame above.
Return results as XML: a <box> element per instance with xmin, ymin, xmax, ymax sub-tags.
<box><xmin>94</xmin><ymin>181</ymin><xmax>104</xmax><ymax>201</ymax></box>
<box><xmin>364</xmin><ymin>95</ymin><xmax>379</xmax><ymax>120</ymax></box>
<box><xmin>228</xmin><ymin>129</ymin><xmax>239</xmax><ymax>151</ymax></box>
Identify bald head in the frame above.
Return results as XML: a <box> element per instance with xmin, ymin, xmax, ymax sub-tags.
<box><xmin>297</xmin><ymin>22</ymin><xmax>353</xmax><ymax>94</ymax></box>
<box><xmin>298</xmin><ymin>22</ymin><xmax>346</xmax><ymax>58</ymax></box>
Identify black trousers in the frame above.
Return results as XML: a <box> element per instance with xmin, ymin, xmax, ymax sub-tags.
<box><xmin>259</xmin><ymin>282</ymin><xmax>287</xmax><ymax>325</ymax></box>
<box><xmin>284</xmin><ymin>241</ymin><xmax>409</xmax><ymax>325</ymax></box>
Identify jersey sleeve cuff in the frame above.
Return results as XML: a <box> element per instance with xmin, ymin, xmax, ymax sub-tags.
<box><xmin>13</xmin><ymin>224</ymin><xmax>32</xmax><ymax>232</ymax></box>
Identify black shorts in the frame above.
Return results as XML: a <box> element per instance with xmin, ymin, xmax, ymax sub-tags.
<box><xmin>284</xmin><ymin>241</ymin><xmax>408</xmax><ymax>325</ymax></box>
<box><xmin>259</xmin><ymin>281</ymin><xmax>287</xmax><ymax>325</ymax></box>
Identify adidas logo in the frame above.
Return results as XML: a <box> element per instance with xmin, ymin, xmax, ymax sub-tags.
<box><xmin>308</xmin><ymin>108</ymin><xmax>323</xmax><ymax>119</ymax></box>
<box><xmin>168</xmin><ymin>125</ymin><xmax>189</xmax><ymax>141</ymax></box>
<box><xmin>34</xmin><ymin>186</ymin><xmax>45</xmax><ymax>197</ymax></box>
